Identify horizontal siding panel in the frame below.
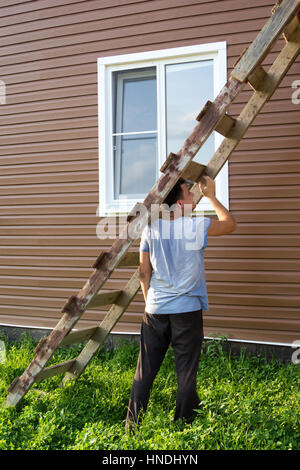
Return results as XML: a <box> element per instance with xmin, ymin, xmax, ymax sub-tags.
<box><xmin>230</xmin><ymin>198</ymin><xmax>300</xmax><ymax>210</ymax></box>
<box><xmin>1</xmin><ymin>253</ymin><xmax>300</xmax><ymax>270</ymax></box>
<box><xmin>0</xmin><ymin>8</ymin><xmax>272</xmax><ymax>59</ymax></box>
<box><xmin>6</xmin><ymin>72</ymin><xmax>291</xmax><ymax>110</ymax></box>
<box><xmin>231</xmin><ymin>187</ymin><xmax>300</xmax><ymax>198</ymax></box>
<box><xmin>0</xmin><ymin>314</ymin><xmax>140</xmax><ymax>335</ymax></box>
<box><xmin>224</xmin><ymin>224</ymin><xmax>300</xmax><ymax>235</ymax></box>
<box><xmin>235</xmin><ymin>137</ymin><xmax>300</xmax><ymax>151</ymax></box>
<box><xmin>1</xmin><ymin>235</ymin><xmax>300</xmax><ymax>248</ymax></box>
<box><xmin>0</xmin><ymin>0</ymin><xmax>299</xmax><ymax>345</ymax></box>
<box><xmin>207</xmin><ymin>246</ymin><xmax>300</xmax><ymax>259</ymax></box>
<box><xmin>0</xmin><ymin>204</ymin><xmax>98</xmax><ymax>216</ymax></box>
<box><xmin>230</xmin><ymin>160</ymin><xmax>300</xmax><ymax>175</ymax></box>
<box><xmin>0</xmin><ymin>308</ymin><xmax>298</xmax><ymax>335</ymax></box>
<box><xmin>1</xmin><ymin>270</ymin><xmax>298</xmax><ymax>291</ymax></box>
<box><xmin>0</xmin><ymin>160</ymin><xmax>98</xmax><ymax>177</ymax></box>
<box><xmin>205</xmin><ymin>271</ymin><xmax>299</xmax><ymax>283</ymax></box>
<box><xmin>0</xmin><ymin>115</ymin><xmax>97</xmax><ymax>136</ymax></box>
<box><xmin>5</xmin><ymin>211</ymin><xmax>300</xmax><ymax>225</ymax></box>
<box><xmin>5</xmin><ymin>85</ymin><xmax>96</xmax><ymax>107</ymax></box>
<box><xmin>208</xmin><ymin>293</ymin><xmax>300</xmax><ymax>308</ymax></box>
<box><xmin>0</xmin><ymin>106</ymin><xmax>97</xmax><ymax>127</ymax></box>
<box><xmin>0</xmin><ymin>170</ymin><xmax>97</xmax><ymax>186</ymax></box>
<box><xmin>0</xmin><ymin>17</ymin><xmax>275</xmax><ymax>69</ymax></box>
<box><xmin>0</xmin><ymin>182</ymin><xmax>97</xmax><ymax>196</ymax></box>
<box><xmin>0</xmin><ymin>285</ymin><xmax>122</xmax><ymax>300</ymax></box>
<box><xmin>0</xmin><ymin>316</ymin><xmax>296</xmax><ymax>344</ymax></box>
<box><xmin>1</xmin><ymin>246</ymin><xmax>300</xmax><ymax>260</ymax></box>
<box><xmin>231</xmin><ymin>84</ymin><xmax>298</xmax><ymax>107</ymax></box>
<box><xmin>0</xmin><ymin>149</ymin><xmax>97</xmax><ymax>166</ymax></box>
<box><xmin>207</xmin><ymin>282</ymin><xmax>300</xmax><ymax>296</ymax></box>
<box><xmin>0</xmin><ymin>305</ymin><xmax>141</xmax><ymax>324</ymax></box>
<box><xmin>0</xmin><ymin>0</ymin><xmax>271</xmax><ymax>40</ymax></box>
<box><xmin>233</xmin><ymin>211</ymin><xmax>300</xmax><ymax>223</ymax></box>
<box><xmin>1</xmin><ymin>301</ymin><xmax>298</xmax><ymax>334</ymax></box>
<box><xmin>208</xmin><ymin>304</ymin><xmax>300</xmax><ymax>320</ymax></box>
<box><xmin>0</xmin><ymin>236</ymin><xmax>121</xmax><ymax>246</ymax></box>
<box><xmin>0</xmin><ymin>140</ymin><xmax>98</xmax><ymax>157</ymax></box>
<box><xmin>1</xmin><ymin>282</ymin><xmax>299</xmax><ymax>310</ymax></box>
<box><xmin>248</xmin><ymin>111</ymin><xmax>300</xmax><ymax>127</ymax></box>
<box><xmin>204</xmin><ymin>316</ymin><xmax>300</xmax><ymax>333</ymax></box>
<box><xmin>0</xmin><ymin>260</ymin><xmax>300</xmax><ymax>277</ymax></box>
<box><xmin>206</xmin><ymin>259</ymin><xmax>300</xmax><ymax>271</ymax></box>
<box><xmin>6</xmin><ymin>191</ymin><xmax>300</xmax><ymax>210</ymax></box>
<box><xmin>0</xmin><ymin>96</ymin><xmax>96</xmax><ymax>116</ymax></box>
<box><xmin>231</xmin><ymin>100</ymin><xmax>300</xmax><ymax>118</ymax></box>
<box><xmin>202</xmin><ymin>327</ymin><xmax>298</xmax><ymax>345</ymax></box>
<box><xmin>0</xmin><ymin>283</ymin><xmax>299</xmax><ymax>306</ymax></box>
<box><xmin>2</xmin><ymin>224</ymin><xmax>300</xmax><ymax>237</ymax></box>
<box><xmin>0</xmin><ymin>0</ymin><xmax>146</xmax><ymax>26</ymax></box>
<box><xmin>0</xmin><ymin>193</ymin><xmax>98</xmax><ymax>205</ymax></box>
<box><xmin>3</xmin><ymin>61</ymin><xmax>90</xmax><ymax>83</ymax></box>
<box><xmin>1</xmin><ymin>200</ymin><xmax>296</xmax><ymax>218</ymax></box>
<box><xmin>1</xmin><ymin>33</ymin><xmax>283</xmax><ymax>87</ymax></box>
<box><xmin>231</xmin><ymin>149</ymin><xmax>300</xmax><ymax>163</ymax></box>
<box><xmin>0</xmin><ymin>268</ymin><xmax>298</xmax><ymax>286</ymax></box>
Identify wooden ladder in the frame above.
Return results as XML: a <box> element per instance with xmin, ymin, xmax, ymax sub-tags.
<box><xmin>4</xmin><ymin>0</ymin><xmax>300</xmax><ymax>407</ymax></box>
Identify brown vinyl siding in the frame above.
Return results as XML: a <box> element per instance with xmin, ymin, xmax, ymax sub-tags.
<box><xmin>0</xmin><ymin>0</ymin><xmax>299</xmax><ymax>344</ymax></box>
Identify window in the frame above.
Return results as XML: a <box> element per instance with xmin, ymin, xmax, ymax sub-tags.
<box><xmin>98</xmin><ymin>42</ymin><xmax>227</xmax><ymax>216</ymax></box>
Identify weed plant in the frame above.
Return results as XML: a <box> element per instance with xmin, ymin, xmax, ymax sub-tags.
<box><xmin>0</xmin><ymin>332</ymin><xmax>299</xmax><ymax>450</ymax></box>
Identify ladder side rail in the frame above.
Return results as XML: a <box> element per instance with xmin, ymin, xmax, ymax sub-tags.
<box><xmin>231</xmin><ymin>0</ymin><xmax>300</xmax><ymax>82</ymax></box>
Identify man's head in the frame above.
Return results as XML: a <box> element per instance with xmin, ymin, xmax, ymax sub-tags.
<box><xmin>164</xmin><ymin>178</ymin><xmax>196</xmax><ymax>215</ymax></box>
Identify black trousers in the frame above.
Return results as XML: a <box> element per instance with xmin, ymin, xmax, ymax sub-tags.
<box><xmin>126</xmin><ymin>309</ymin><xmax>203</xmax><ymax>429</ymax></box>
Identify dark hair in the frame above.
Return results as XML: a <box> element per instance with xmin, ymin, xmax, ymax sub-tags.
<box><xmin>163</xmin><ymin>178</ymin><xmax>187</xmax><ymax>208</ymax></box>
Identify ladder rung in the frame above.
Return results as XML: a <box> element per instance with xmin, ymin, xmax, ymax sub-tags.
<box><xmin>92</xmin><ymin>247</ymin><xmax>140</xmax><ymax>271</ymax></box>
<box><xmin>160</xmin><ymin>152</ymin><xmax>178</xmax><ymax>173</ymax></box>
<box><xmin>87</xmin><ymin>290</ymin><xmax>122</xmax><ymax>309</ymax></box>
<box><xmin>119</xmin><ymin>251</ymin><xmax>139</xmax><ymax>266</ymax></box>
<box><xmin>60</xmin><ymin>326</ymin><xmax>99</xmax><ymax>347</ymax></box>
<box><xmin>92</xmin><ymin>250</ymin><xmax>111</xmax><ymax>270</ymax></box>
<box><xmin>231</xmin><ymin>0</ymin><xmax>300</xmax><ymax>82</ymax></box>
<box><xmin>215</xmin><ymin>114</ymin><xmax>236</xmax><ymax>137</ymax></box>
<box><xmin>247</xmin><ymin>65</ymin><xmax>268</xmax><ymax>91</ymax></box>
<box><xmin>61</xmin><ymin>269</ymin><xmax>141</xmax><ymax>385</ymax></box>
<box><xmin>126</xmin><ymin>202</ymin><xmax>147</xmax><ymax>223</ymax></box>
<box><xmin>181</xmin><ymin>161</ymin><xmax>206</xmax><ymax>183</ymax></box>
<box><xmin>36</xmin><ymin>359</ymin><xmax>76</xmax><ymax>383</ymax></box>
<box><xmin>283</xmin><ymin>11</ymin><xmax>300</xmax><ymax>41</ymax></box>
<box><xmin>195</xmin><ymin>100</ymin><xmax>213</xmax><ymax>122</ymax></box>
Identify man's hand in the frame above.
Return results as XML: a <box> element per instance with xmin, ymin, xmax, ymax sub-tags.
<box><xmin>199</xmin><ymin>175</ymin><xmax>215</xmax><ymax>198</ymax></box>
<box><xmin>199</xmin><ymin>175</ymin><xmax>237</xmax><ymax>236</ymax></box>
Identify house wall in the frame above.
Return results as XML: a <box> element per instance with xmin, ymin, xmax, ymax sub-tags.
<box><xmin>0</xmin><ymin>0</ymin><xmax>299</xmax><ymax>344</ymax></box>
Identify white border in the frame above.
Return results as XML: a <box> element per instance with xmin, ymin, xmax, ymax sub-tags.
<box><xmin>98</xmin><ymin>41</ymin><xmax>228</xmax><ymax>216</ymax></box>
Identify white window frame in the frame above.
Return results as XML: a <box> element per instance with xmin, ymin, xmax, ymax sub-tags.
<box><xmin>98</xmin><ymin>41</ymin><xmax>228</xmax><ymax>216</ymax></box>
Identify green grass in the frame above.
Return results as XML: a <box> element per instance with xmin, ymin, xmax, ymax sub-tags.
<box><xmin>0</xmin><ymin>332</ymin><xmax>299</xmax><ymax>450</ymax></box>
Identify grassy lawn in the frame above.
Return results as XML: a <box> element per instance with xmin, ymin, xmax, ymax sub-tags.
<box><xmin>0</xmin><ymin>333</ymin><xmax>299</xmax><ymax>450</ymax></box>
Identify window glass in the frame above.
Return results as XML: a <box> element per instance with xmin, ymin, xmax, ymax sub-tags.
<box><xmin>165</xmin><ymin>60</ymin><xmax>214</xmax><ymax>165</ymax></box>
<box><xmin>113</xmin><ymin>134</ymin><xmax>157</xmax><ymax>198</ymax></box>
<box><xmin>112</xmin><ymin>68</ymin><xmax>157</xmax><ymax>198</ymax></box>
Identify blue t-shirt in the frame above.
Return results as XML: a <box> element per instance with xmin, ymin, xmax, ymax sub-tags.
<box><xmin>140</xmin><ymin>216</ymin><xmax>211</xmax><ymax>314</ymax></box>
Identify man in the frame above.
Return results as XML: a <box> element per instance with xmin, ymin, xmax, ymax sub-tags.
<box><xmin>125</xmin><ymin>175</ymin><xmax>237</xmax><ymax>431</ymax></box>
